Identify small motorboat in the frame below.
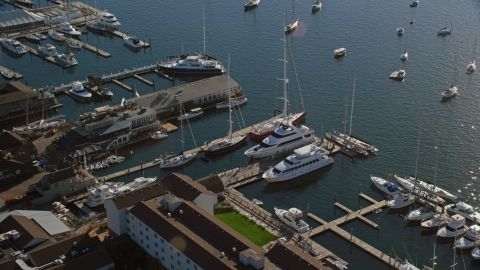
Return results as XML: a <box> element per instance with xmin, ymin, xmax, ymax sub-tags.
<box><xmin>58</xmin><ymin>52</ymin><xmax>78</xmax><ymax>66</ymax></box>
<box><xmin>454</xmin><ymin>225</ymin><xmax>480</xmax><ymax>249</ymax></box>
<box><xmin>123</xmin><ymin>37</ymin><xmax>143</xmax><ymax>48</ymax></box>
<box><xmin>401</xmin><ymin>51</ymin><xmax>408</xmax><ymax>61</ymax></box>
<box><xmin>49</xmin><ymin>31</ymin><xmax>66</xmax><ymax>42</ymax></box>
<box><xmin>421</xmin><ymin>213</ymin><xmax>450</xmax><ymax>229</ymax></box>
<box><xmin>334</xmin><ymin>48</ymin><xmax>346</xmax><ymax>58</ymax></box>
<box><xmin>252</xmin><ymin>198</ymin><xmax>263</xmax><ymax>206</ymax></box>
<box><xmin>407</xmin><ymin>203</ymin><xmax>437</xmax><ymax>221</ymax></box>
<box><xmin>410</xmin><ymin>19</ymin><xmax>414</xmax><ymax>24</ymax></box>
<box><xmin>244</xmin><ymin>0</ymin><xmax>260</xmax><ymax>9</ymax></box>
<box><xmin>38</xmin><ymin>44</ymin><xmax>58</xmax><ymax>57</ymax></box>
<box><xmin>397</xmin><ymin>27</ymin><xmax>404</xmax><ymax>35</ymax></box>
<box><xmin>387</xmin><ymin>190</ymin><xmax>415</xmax><ymax>209</ymax></box>
<box><xmin>410</xmin><ymin>1</ymin><xmax>419</xmax><ymax>7</ymax></box>
<box><xmin>151</xmin><ymin>131</ymin><xmax>168</xmax><ymax>140</ymax></box>
<box><xmin>66</xmin><ymin>38</ymin><xmax>82</xmax><ymax>49</ymax></box>
<box><xmin>372</xmin><ymin>208</ymin><xmax>382</xmax><ymax>215</ymax></box>
<box><xmin>1</xmin><ymin>70</ymin><xmax>13</xmax><ymax>80</ymax></box>
<box><xmin>312</xmin><ymin>1</ymin><xmax>322</xmax><ymax>11</ymax></box>
<box><xmin>389</xmin><ymin>70</ymin><xmax>406</xmax><ymax>81</ymax></box>
<box><xmin>101</xmin><ymin>88</ymin><xmax>113</xmax><ymax>97</ymax></box>
<box><xmin>438</xmin><ymin>27</ymin><xmax>451</xmax><ymax>35</ymax></box>
<box><xmin>178</xmin><ymin>108</ymin><xmax>203</xmax><ymax>120</ymax></box>
<box><xmin>25</xmin><ymin>34</ymin><xmax>41</xmax><ymax>42</ymax></box>
<box><xmin>436</xmin><ymin>214</ymin><xmax>469</xmax><ymax>238</ymax></box>
<box><xmin>86</xmin><ymin>22</ymin><xmax>107</xmax><ymax>33</ymax></box>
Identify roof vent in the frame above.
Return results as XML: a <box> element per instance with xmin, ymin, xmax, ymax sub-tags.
<box><xmin>167</xmin><ymin>213</ymin><xmax>171</xmax><ymax>218</ymax></box>
<box><xmin>71</xmin><ymin>250</ymin><xmax>78</xmax><ymax>258</ymax></box>
<box><xmin>59</xmin><ymin>254</ymin><xmax>66</xmax><ymax>261</ymax></box>
<box><xmin>221</xmin><ymin>252</ymin><xmax>225</xmax><ymax>258</ymax></box>
<box><xmin>73</xmin><ymin>242</ymin><xmax>77</xmax><ymax>246</ymax></box>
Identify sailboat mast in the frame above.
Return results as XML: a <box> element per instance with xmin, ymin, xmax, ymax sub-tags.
<box><xmin>283</xmin><ymin>34</ymin><xmax>288</xmax><ymax>117</ymax></box>
<box><xmin>180</xmin><ymin>102</ymin><xmax>184</xmax><ymax>151</ymax></box>
<box><xmin>414</xmin><ymin>119</ymin><xmax>422</xmax><ymax>180</ymax></box>
<box><xmin>42</xmin><ymin>92</ymin><xmax>45</xmax><ymax>120</ymax></box>
<box><xmin>203</xmin><ymin>7</ymin><xmax>206</xmax><ymax>56</ymax></box>
<box><xmin>227</xmin><ymin>54</ymin><xmax>232</xmax><ymax>141</ymax></box>
<box><xmin>343</xmin><ymin>93</ymin><xmax>348</xmax><ymax>141</ymax></box>
<box><xmin>26</xmin><ymin>93</ymin><xmax>28</xmax><ymax>126</ymax></box>
<box><xmin>349</xmin><ymin>75</ymin><xmax>356</xmax><ymax>136</ymax></box>
<box><xmin>433</xmin><ymin>131</ymin><xmax>440</xmax><ymax>188</ymax></box>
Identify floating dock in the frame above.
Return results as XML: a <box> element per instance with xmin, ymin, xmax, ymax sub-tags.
<box><xmin>0</xmin><ymin>66</ymin><xmax>23</xmax><ymax>79</ymax></box>
<box><xmin>24</xmin><ymin>45</ymin><xmax>77</xmax><ymax>68</ymax></box>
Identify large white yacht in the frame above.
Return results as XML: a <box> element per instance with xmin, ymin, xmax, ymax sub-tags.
<box><xmin>391</xmin><ymin>175</ymin><xmax>456</xmax><ymax>200</ymax></box>
<box><xmin>87</xmin><ymin>183</ymin><xmax>130</xmax><ymax>207</ymax></box>
<box><xmin>454</xmin><ymin>225</ymin><xmax>480</xmax><ymax>249</ymax></box>
<box><xmin>437</xmin><ymin>214</ymin><xmax>469</xmax><ymax>238</ymax></box>
<box><xmin>445</xmin><ymin>202</ymin><xmax>480</xmax><ymax>223</ymax></box>
<box><xmin>158</xmin><ymin>54</ymin><xmax>225</xmax><ymax>75</ymax></box>
<box><xmin>59</xmin><ymin>19</ymin><xmax>82</xmax><ymax>37</ymax></box>
<box><xmin>58</xmin><ymin>52</ymin><xmax>78</xmax><ymax>66</ymax></box>
<box><xmin>69</xmin><ymin>81</ymin><xmax>92</xmax><ymax>103</ymax></box>
<box><xmin>370</xmin><ymin>175</ymin><xmax>401</xmax><ymax>196</ymax></box>
<box><xmin>0</xmin><ymin>38</ymin><xmax>27</xmax><ymax>54</ymax></box>
<box><xmin>97</xmin><ymin>10</ymin><xmax>121</xmax><ymax>29</ymax></box>
<box><xmin>387</xmin><ymin>190</ymin><xmax>415</xmax><ymax>209</ymax></box>
<box><xmin>274</xmin><ymin>207</ymin><xmax>310</xmax><ymax>233</ymax></box>
<box><xmin>421</xmin><ymin>213</ymin><xmax>451</xmax><ymax>229</ymax></box>
<box><xmin>38</xmin><ymin>44</ymin><xmax>58</xmax><ymax>57</ymax></box>
<box><xmin>263</xmin><ymin>143</ymin><xmax>333</xmax><ymax>183</ymax></box>
<box><xmin>244</xmin><ymin>121</ymin><xmax>315</xmax><ymax>159</ymax></box>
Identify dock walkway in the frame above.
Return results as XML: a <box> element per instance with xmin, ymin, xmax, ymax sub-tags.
<box><xmin>0</xmin><ymin>66</ymin><xmax>23</xmax><ymax>79</ymax></box>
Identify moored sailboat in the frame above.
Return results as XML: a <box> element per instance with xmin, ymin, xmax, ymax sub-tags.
<box><xmin>467</xmin><ymin>37</ymin><xmax>477</xmax><ymax>74</ymax></box>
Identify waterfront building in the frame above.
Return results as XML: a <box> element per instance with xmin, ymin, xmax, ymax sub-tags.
<box><xmin>0</xmin><ymin>82</ymin><xmax>59</xmax><ymax>123</ymax></box>
<box><xmin>267</xmin><ymin>242</ymin><xmax>329</xmax><ymax>269</ymax></box>
<box><xmin>0</xmin><ymin>215</ymin><xmax>54</xmax><ymax>250</ymax></box>
<box><xmin>0</xmin><ymin>210</ymin><xmax>70</xmax><ymax>237</ymax></box>
<box><xmin>0</xmin><ymin>131</ymin><xmax>40</xmax><ymax>187</ymax></box>
<box><xmin>0</xmin><ymin>10</ymin><xmax>44</xmax><ymax>33</ymax></box>
<box><xmin>24</xmin><ymin>167</ymin><xmax>96</xmax><ymax>205</ymax></box>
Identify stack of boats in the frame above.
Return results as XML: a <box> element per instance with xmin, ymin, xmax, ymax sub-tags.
<box><xmin>87</xmin><ymin>155</ymin><xmax>125</xmax><ymax>171</ymax></box>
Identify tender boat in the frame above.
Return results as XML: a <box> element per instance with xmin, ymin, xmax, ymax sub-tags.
<box><xmin>389</xmin><ymin>70</ymin><xmax>406</xmax><ymax>81</ymax></box>
<box><xmin>370</xmin><ymin>175</ymin><xmax>401</xmax><ymax>196</ymax></box>
<box><xmin>177</xmin><ymin>108</ymin><xmax>203</xmax><ymax>120</ymax></box>
<box><xmin>58</xmin><ymin>52</ymin><xmax>78</xmax><ymax>66</ymax></box>
<box><xmin>48</xmin><ymin>31</ymin><xmax>66</xmax><ymax>42</ymax></box>
<box><xmin>158</xmin><ymin>54</ymin><xmax>225</xmax><ymax>75</ymax></box>
<box><xmin>334</xmin><ymin>47</ymin><xmax>346</xmax><ymax>57</ymax></box>
<box><xmin>59</xmin><ymin>20</ymin><xmax>82</xmax><ymax>37</ymax></box>
<box><xmin>391</xmin><ymin>175</ymin><xmax>457</xmax><ymax>200</ymax></box>
<box><xmin>245</xmin><ymin>121</ymin><xmax>315</xmax><ymax>159</ymax></box>
<box><xmin>69</xmin><ymin>81</ymin><xmax>92</xmax><ymax>102</ymax></box>
<box><xmin>66</xmin><ymin>38</ymin><xmax>82</xmax><ymax>49</ymax></box>
<box><xmin>467</xmin><ymin>38</ymin><xmax>477</xmax><ymax>74</ymax></box>
<box><xmin>151</xmin><ymin>131</ymin><xmax>168</xmax><ymax>140</ymax></box>
<box><xmin>101</xmin><ymin>88</ymin><xmax>113</xmax><ymax>97</ymax></box>
<box><xmin>216</xmin><ymin>96</ymin><xmax>247</xmax><ymax>109</ymax></box>
<box><xmin>397</xmin><ymin>27</ymin><xmax>404</xmax><ymax>35</ymax></box>
<box><xmin>285</xmin><ymin>19</ymin><xmax>299</xmax><ymax>34</ymax></box>
<box><xmin>38</xmin><ymin>44</ymin><xmax>58</xmax><ymax>57</ymax></box>
<box><xmin>410</xmin><ymin>0</ymin><xmax>419</xmax><ymax>7</ymax></box>
<box><xmin>437</xmin><ymin>214</ymin><xmax>469</xmax><ymax>238</ymax></box>
<box><xmin>274</xmin><ymin>207</ymin><xmax>310</xmax><ymax>233</ymax></box>
<box><xmin>244</xmin><ymin>0</ymin><xmax>260</xmax><ymax>9</ymax></box>
<box><xmin>86</xmin><ymin>22</ymin><xmax>107</xmax><ymax>33</ymax></box>
<box><xmin>394</xmin><ymin>175</ymin><xmax>445</xmax><ymax>205</ymax></box>
<box><xmin>410</xmin><ymin>19</ymin><xmax>414</xmax><ymax>24</ymax></box>
<box><xmin>407</xmin><ymin>203</ymin><xmax>437</xmax><ymax>221</ymax></box>
<box><xmin>97</xmin><ymin>10</ymin><xmax>121</xmax><ymax>29</ymax></box>
<box><xmin>387</xmin><ymin>190</ymin><xmax>415</xmax><ymax>209</ymax></box>
<box><xmin>401</xmin><ymin>51</ymin><xmax>408</xmax><ymax>61</ymax></box>
<box><xmin>252</xmin><ymin>198</ymin><xmax>263</xmax><ymax>206</ymax></box>
<box><xmin>160</xmin><ymin>150</ymin><xmax>198</xmax><ymax>168</ymax></box>
<box><xmin>472</xmin><ymin>246</ymin><xmax>480</xmax><ymax>259</ymax></box>
<box><xmin>312</xmin><ymin>1</ymin><xmax>322</xmax><ymax>11</ymax></box>
<box><xmin>25</xmin><ymin>34</ymin><xmax>41</xmax><ymax>43</ymax></box>
<box><xmin>421</xmin><ymin>213</ymin><xmax>450</xmax><ymax>229</ymax></box>
<box><xmin>445</xmin><ymin>202</ymin><xmax>480</xmax><ymax>223</ymax></box>
<box><xmin>454</xmin><ymin>225</ymin><xmax>480</xmax><ymax>249</ymax></box>
<box><xmin>1</xmin><ymin>70</ymin><xmax>13</xmax><ymax>80</ymax></box>
<box><xmin>262</xmin><ymin>142</ymin><xmax>333</xmax><ymax>183</ymax></box>
<box><xmin>123</xmin><ymin>37</ymin><xmax>143</xmax><ymax>48</ymax></box>
<box><xmin>0</xmin><ymin>38</ymin><xmax>27</xmax><ymax>54</ymax></box>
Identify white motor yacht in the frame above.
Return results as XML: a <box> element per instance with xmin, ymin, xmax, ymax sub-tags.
<box><xmin>160</xmin><ymin>150</ymin><xmax>198</xmax><ymax>169</ymax></box>
<box><xmin>421</xmin><ymin>213</ymin><xmax>451</xmax><ymax>229</ymax></box>
<box><xmin>245</xmin><ymin>121</ymin><xmax>315</xmax><ymax>159</ymax></box>
<box><xmin>397</xmin><ymin>27</ymin><xmax>405</xmax><ymax>35</ymax></box>
<box><xmin>49</xmin><ymin>31</ymin><xmax>66</xmax><ymax>42</ymax></box>
<box><xmin>58</xmin><ymin>52</ymin><xmax>78</xmax><ymax>66</ymax></box>
<box><xmin>25</xmin><ymin>34</ymin><xmax>41</xmax><ymax>43</ymax></box>
<box><xmin>66</xmin><ymin>38</ymin><xmax>82</xmax><ymax>49</ymax></box>
<box><xmin>263</xmin><ymin>143</ymin><xmax>333</xmax><ymax>183</ymax></box>
<box><xmin>59</xmin><ymin>20</ymin><xmax>81</xmax><ymax>37</ymax></box>
<box><xmin>87</xmin><ymin>182</ymin><xmax>130</xmax><ymax>207</ymax></box>
<box><xmin>177</xmin><ymin>108</ymin><xmax>203</xmax><ymax>120</ymax></box>
<box><xmin>407</xmin><ymin>203</ymin><xmax>437</xmax><ymax>221</ymax></box>
<box><xmin>69</xmin><ymin>81</ymin><xmax>92</xmax><ymax>102</ymax></box>
<box><xmin>101</xmin><ymin>88</ymin><xmax>113</xmax><ymax>97</ymax></box>
<box><xmin>158</xmin><ymin>54</ymin><xmax>225</xmax><ymax>75</ymax></box>
<box><xmin>387</xmin><ymin>190</ymin><xmax>415</xmax><ymax>209</ymax></box>
<box><xmin>274</xmin><ymin>207</ymin><xmax>310</xmax><ymax>233</ymax></box>
<box><xmin>97</xmin><ymin>10</ymin><xmax>121</xmax><ymax>29</ymax></box>
<box><xmin>123</xmin><ymin>37</ymin><xmax>143</xmax><ymax>48</ymax></box>
<box><xmin>437</xmin><ymin>214</ymin><xmax>469</xmax><ymax>238</ymax></box>
<box><xmin>445</xmin><ymin>202</ymin><xmax>480</xmax><ymax>223</ymax></box>
<box><xmin>244</xmin><ymin>0</ymin><xmax>260</xmax><ymax>9</ymax></box>
<box><xmin>370</xmin><ymin>175</ymin><xmax>401</xmax><ymax>196</ymax></box>
<box><xmin>438</xmin><ymin>27</ymin><xmax>451</xmax><ymax>35</ymax></box>
<box><xmin>334</xmin><ymin>48</ymin><xmax>346</xmax><ymax>57</ymax></box>
<box><xmin>454</xmin><ymin>225</ymin><xmax>480</xmax><ymax>249</ymax></box>
<box><xmin>86</xmin><ymin>22</ymin><xmax>107</xmax><ymax>33</ymax></box>
<box><xmin>151</xmin><ymin>131</ymin><xmax>168</xmax><ymax>139</ymax></box>
<box><xmin>38</xmin><ymin>44</ymin><xmax>58</xmax><ymax>57</ymax></box>
<box><xmin>0</xmin><ymin>38</ymin><xmax>27</xmax><ymax>54</ymax></box>
<box><xmin>394</xmin><ymin>175</ymin><xmax>445</xmax><ymax>205</ymax></box>
<box><xmin>472</xmin><ymin>246</ymin><xmax>480</xmax><ymax>259</ymax></box>
<box><xmin>126</xmin><ymin>177</ymin><xmax>156</xmax><ymax>189</ymax></box>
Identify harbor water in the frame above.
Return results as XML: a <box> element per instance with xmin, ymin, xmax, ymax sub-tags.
<box><xmin>2</xmin><ymin>0</ymin><xmax>480</xmax><ymax>268</ymax></box>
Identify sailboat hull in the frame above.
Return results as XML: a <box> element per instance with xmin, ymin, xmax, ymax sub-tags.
<box><xmin>204</xmin><ymin>135</ymin><xmax>247</xmax><ymax>156</ymax></box>
<box><xmin>248</xmin><ymin>111</ymin><xmax>306</xmax><ymax>140</ymax></box>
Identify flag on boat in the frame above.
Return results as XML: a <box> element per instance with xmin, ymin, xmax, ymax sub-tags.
<box><xmin>134</xmin><ymin>85</ymin><xmax>140</xmax><ymax>97</ymax></box>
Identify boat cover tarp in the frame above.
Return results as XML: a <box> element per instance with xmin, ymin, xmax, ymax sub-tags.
<box><xmin>94</xmin><ymin>121</ymin><xmax>131</xmax><ymax>136</ymax></box>
<box><xmin>386</xmin><ymin>183</ymin><xmax>400</xmax><ymax>193</ymax></box>
<box><xmin>163</xmin><ymin>150</ymin><xmax>184</xmax><ymax>163</ymax></box>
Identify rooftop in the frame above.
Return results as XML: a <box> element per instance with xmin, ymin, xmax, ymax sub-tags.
<box><xmin>266</xmin><ymin>242</ymin><xmax>330</xmax><ymax>270</ymax></box>
<box><xmin>161</xmin><ymin>172</ymin><xmax>214</xmax><ymax>201</ymax></box>
<box><xmin>0</xmin><ymin>215</ymin><xmax>54</xmax><ymax>250</ymax></box>
<box><xmin>0</xmin><ymin>82</ymin><xmax>38</xmax><ymax>106</ymax></box>
<box><xmin>197</xmin><ymin>174</ymin><xmax>225</xmax><ymax>194</ymax></box>
<box><xmin>0</xmin><ymin>9</ymin><xmax>45</xmax><ymax>28</ymax></box>
<box><xmin>0</xmin><ymin>210</ymin><xmax>70</xmax><ymax>236</ymax></box>
<box><xmin>111</xmin><ymin>183</ymin><xmax>167</xmax><ymax>209</ymax></box>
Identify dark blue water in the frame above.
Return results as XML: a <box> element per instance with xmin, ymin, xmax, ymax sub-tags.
<box><xmin>3</xmin><ymin>0</ymin><xmax>480</xmax><ymax>268</ymax></box>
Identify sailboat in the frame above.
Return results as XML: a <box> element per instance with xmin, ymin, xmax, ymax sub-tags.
<box><xmin>204</xmin><ymin>55</ymin><xmax>247</xmax><ymax>156</ymax></box>
<box><xmin>467</xmin><ymin>37</ymin><xmax>477</xmax><ymax>74</ymax></box>
<box><xmin>401</xmin><ymin>34</ymin><xmax>408</xmax><ymax>61</ymax></box>
<box><xmin>441</xmin><ymin>56</ymin><xmax>458</xmax><ymax>99</ymax></box>
<box><xmin>160</xmin><ymin>101</ymin><xmax>198</xmax><ymax>168</ymax></box>
<box><xmin>248</xmin><ymin>30</ymin><xmax>306</xmax><ymax>140</ymax></box>
<box><xmin>285</xmin><ymin>0</ymin><xmax>298</xmax><ymax>34</ymax></box>
<box><xmin>437</xmin><ymin>14</ymin><xmax>452</xmax><ymax>35</ymax></box>
<box><xmin>331</xmin><ymin>77</ymin><xmax>373</xmax><ymax>156</ymax></box>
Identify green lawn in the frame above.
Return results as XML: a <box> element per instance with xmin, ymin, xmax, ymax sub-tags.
<box><xmin>215</xmin><ymin>211</ymin><xmax>277</xmax><ymax>248</ymax></box>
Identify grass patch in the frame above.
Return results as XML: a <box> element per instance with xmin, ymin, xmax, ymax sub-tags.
<box><xmin>215</xmin><ymin>211</ymin><xmax>276</xmax><ymax>247</ymax></box>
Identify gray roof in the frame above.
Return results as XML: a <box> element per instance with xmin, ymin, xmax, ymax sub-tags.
<box><xmin>127</xmin><ymin>75</ymin><xmax>238</xmax><ymax>111</ymax></box>
<box><xmin>94</xmin><ymin>120</ymin><xmax>132</xmax><ymax>136</ymax></box>
<box><xmin>0</xmin><ymin>210</ymin><xmax>70</xmax><ymax>236</ymax></box>
<box><xmin>0</xmin><ymin>10</ymin><xmax>45</xmax><ymax>28</ymax></box>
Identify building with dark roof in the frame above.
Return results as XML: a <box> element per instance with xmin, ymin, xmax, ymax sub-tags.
<box><xmin>25</xmin><ymin>167</ymin><xmax>96</xmax><ymax>205</ymax></box>
<box><xmin>197</xmin><ymin>174</ymin><xmax>225</xmax><ymax>196</ymax></box>
<box><xmin>0</xmin><ymin>215</ymin><xmax>54</xmax><ymax>250</ymax></box>
<box><xmin>161</xmin><ymin>172</ymin><xmax>217</xmax><ymax>214</ymax></box>
<box><xmin>266</xmin><ymin>242</ymin><xmax>330</xmax><ymax>270</ymax></box>
<box><xmin>0</xmin><ymin>131</ymin><xmax>39</xmax><ymax>186</ymax></box>
<box><xmin>104</xmin><ymin>183</ymin><xmax>167</xmax><ymax>237</ymax></box>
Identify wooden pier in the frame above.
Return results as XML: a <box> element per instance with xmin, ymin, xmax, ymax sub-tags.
<box><xmin>25</xmin><ymin>45</ymin><xmax>77</xmax><ymax>68</ymax></box>
<box><xmin>74</xmin><ymin>40</ymin><xmax>111</xmax><ymax>58</ymax></box>
<box><xmin>0</xmin><ymin>66</ymin><xmax>23</xmax><ymax>79</ymax></box>
<box><xmin>155</xmin><ymin>69</ymin><xmax>175</xmax><ymax>81</ymax></box>
<box><xmin>112</xmin><ymin>79</ymin><xmax>133</xmax><ymax>91</ymax></box>
<box><xmin>162</xmin><ymin>123</ymin><xmax>178</xmax><ymax>133</ymax></box>
<box><xmin>107</xmin><ymin>30</ymin><xmax>151</xmax><ymax>47</ymax></box>
<box><xmin>133</xmin><ymin>74</ymin><xmax>154</xmax><ymax>86</ymax></box>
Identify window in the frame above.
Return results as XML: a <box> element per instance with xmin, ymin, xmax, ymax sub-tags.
<box><xmin>170</xmin><ymin>255</ymin><xmax>174</xmax><ymax>260</ymax></box>
<box><xmin>177</xmin><ymin>251</ymin><xmax>180</xmax><ymax>256</ymax></box>
<box><xmin>140</xmin><ymin>231</ymin><xmax>143</xmax><ymax>235</ymax></box>
<box><xmin>155</xmin><ymin>242</ymin><xmax>158</xmax><ymax>247</ymax></box>
<box><xmin>146</xmin><ymin>236</ymin><xmax>149</xmax><ymax>240</ymax></box>
<box><xmin>161</xmin><ymin>239</ymin><xmax>164</xmax><ymax>243</ymax></box>
<box><xmin>132</xmin><ymin>233</ymin><xmax>135</xmax><ymax>237</ymax></box>
<box><xmin>170</xmin><ymin>246</ymin><xmax>173</xmax><ymax>251</ymax></box>
<box><xmin>154</xmin><ymin>233</ymin><xmax>157</xmax><ymax>238</ymax></box>
<box><xmin>147</xmin><ymin>244</ymin><xmax>150</xmax><ymax>249</ymax></box>
<box><xmin>162</xmin><ymin>257</ymin><xmax>165</xmax><ymax>262</ymax></box>
<box><xmin>139</xmin><ymin>222</ymin><xmax>142</xmax><ymax>227</ymax></box>
<box><xmin>140</xmin><ymin>239</ymin><xmax>143</xmax><ymax>244</ymax></box>
<box><xmin>194</xmin><ymin>265</ymin><xmax>197</xmax><ymax>270</ymax></box>
<box><xmin>127</xmin><ymin>227</ymin><xmax>130</xmax><ymax>232</ymax></box>
<box><xmin>126</xmin><ymin>219</ymin><xmax>130</xmax><ymax>224</ymax></box>
<box><xmin>187</xmin><ymin>259</ymin><xmax>190</xmax><ymax>264</ymax></box>
<box><xmin>63</xmin><ymin>180</ymin><xmax>66</xmax><ymax>186</ymax></box>
<box><xmin>171</xmin><ymin>264</ymin><xmax>174</xmax><ymax>269</ymax></box>
<box><xmin>177</xmin><ymin>261</ymin><xmax>181</xmax><ymax>266</ymax></box>
<box><xmin>161</xmin><ymin>247</ymin><xmax>164</xmax><ymax>253</ymax></box>
<box><xmin>146</xmin><ymin>227</ymin><xmax>149</xmax><ymax>232</ymax></box>
<box><xmin>155</xmin><ymin>251</ymin><xmax>158</xmax><ymax>256</ymax></box>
